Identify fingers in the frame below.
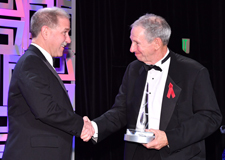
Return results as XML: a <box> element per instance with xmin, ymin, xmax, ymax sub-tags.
<box><xmin>80</xmin><ymin>116</ymin><xmax>95</xmax><ymax>142</ymax></box>
<box><xmin>142</xmin><ymin>129</ymin><xmax>168</xmax><ymax>150</ymax></box>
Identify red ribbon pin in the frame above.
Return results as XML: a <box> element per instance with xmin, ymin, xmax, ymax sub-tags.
<box><xmin>167</xmin><ymin>83</ymin><xmax>175</xmax><ymax>98</ymax></box>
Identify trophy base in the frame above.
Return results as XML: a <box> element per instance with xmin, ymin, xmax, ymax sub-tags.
<box><xmin>124</xmin><ymin>129</ymin><xmax>155</xmax><ymax>144</ymax></box>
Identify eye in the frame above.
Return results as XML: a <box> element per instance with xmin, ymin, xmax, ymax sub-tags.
<box><xmin>131</xmin><ymin>40</ymin><xmax>138</xmax><ymax>45</ymax></box>
<box><xmin>62</xmin><ymin>30</ymin><xmax>69</xmax><ymax>36</ymax></box>
<box><xmin>133</xmin><ymin>40</ymin><xmax>139</xmax><ymax>45</ymax></box>
<box><xmin>135</xmin><ymin>42</ymin><xmax>140</xmax><ymax>46</ymax></box>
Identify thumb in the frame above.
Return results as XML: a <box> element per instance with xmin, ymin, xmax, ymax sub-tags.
<box><xmin>83</xmin><ymin>116</ymin><xmax>90</xmax><ymax>122</ymax></box>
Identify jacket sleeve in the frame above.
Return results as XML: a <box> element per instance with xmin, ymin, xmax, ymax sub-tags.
<box><xmin>17</xmin><ymin>54</ymin><xmax>84</xmax><ymax>136</ymax></box>
<box><xmin>93</xmin><ymin>63</ymin><xmax>132</xmax><ymax>142</ymax></box>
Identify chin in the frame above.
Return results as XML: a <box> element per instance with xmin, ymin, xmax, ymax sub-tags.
<box><xmin>58</xmin><ymin>52</ymin><xmax>64</xmax><ymax>57</ymax></box>
<box><xmin>135</xmin><ymin>55</ymin><xmax>143</xmax><ymax>61</ymax></box>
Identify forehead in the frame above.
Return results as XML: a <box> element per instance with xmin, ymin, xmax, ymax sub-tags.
<box><xmin>57</xmin><ymin>17</ymin><xmax>70</xmax><ymax>30</ymax></box>
<box><xmin>130</xmin><ymin>26</ymin><xmax>146</xmax><ymax>41</ymax></box>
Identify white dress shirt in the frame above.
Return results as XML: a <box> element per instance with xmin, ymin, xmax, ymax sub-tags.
<box><xmin>136</xmin><ymin>49</ymin><xmax>170</xmax><ymax>130</ymax></box>
<box><xmin>31</xmin><ymin>43</ymin><xmax>54</xmax><ymax>69</ymax></box>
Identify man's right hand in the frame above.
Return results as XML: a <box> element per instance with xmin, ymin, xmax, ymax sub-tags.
<box><xmin>80</xmin><ymin>116</ymin><xmax>95</xmax><ymax>142</ymax></box>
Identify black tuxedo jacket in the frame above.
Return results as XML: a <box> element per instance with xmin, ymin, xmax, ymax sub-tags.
<box><xmin>3</xmin><ymin>45</ymin><xmax>83</xmax><ymax>160</ymax></box>
<box><xmin>94</xmin><ymin>51</ymin><xmax>222</xmax><ymax>160</ymax></box>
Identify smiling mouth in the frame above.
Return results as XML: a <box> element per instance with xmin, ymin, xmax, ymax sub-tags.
<box><xmin>61</xmin><ymin>42</ymin><xmax>67</xmax><ymax>48</ymax></box>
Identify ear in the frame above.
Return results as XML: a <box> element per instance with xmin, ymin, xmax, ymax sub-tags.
<box><xmin>40</xmin><ymin>26</ymin><xmax>49</xmax><ymax>40</ymax></box>
<box><xmin>153</xmin><ymin>38</ymin><xmax>163</xmax><ymax>50</ymax></box>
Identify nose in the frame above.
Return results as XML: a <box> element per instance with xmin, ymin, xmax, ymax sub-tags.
<box><xmin>130</xmin><ymin>43</ymin><xmax>135</xmax><ymax>53</ymax></box>
<box><xmin>66</xmin><ymin>35</ymin><xmax>71</xmax><ymax>44</ymax></box>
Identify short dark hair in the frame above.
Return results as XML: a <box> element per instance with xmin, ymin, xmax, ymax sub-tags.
<box><xmin>30</xmin><ymin>7</ymin><xmax>70</xmax><ymax>38</ymax></box>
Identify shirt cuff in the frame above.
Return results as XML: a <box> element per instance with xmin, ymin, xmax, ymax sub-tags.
<box><xmin>91</xmin><ymin>121</ymin><xmax>98</xmax><ymax>139</ymax></box>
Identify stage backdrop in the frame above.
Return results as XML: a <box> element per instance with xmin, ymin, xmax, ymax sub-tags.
<box><xmin>0</xmin><ymin>0</ymin><xmax>76</xmax><ymax>159</ymax></box>
<box><xmin>75</xmin><ymin>0</ymin><xmax>225</xmax><ymax>160</ymax></box>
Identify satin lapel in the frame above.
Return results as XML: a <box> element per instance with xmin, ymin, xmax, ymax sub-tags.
<box><xmin>159</xmin><ymin>51</ymin><xmax>182</xmax><ymax>130</ymax></box>
<box><xmin>42</xmin><ymin>59</ymin><xmax>69</xmax><ymax>95</ymax></box>
<box><xmin>27</xmin><ymin>45</ymin><xmax>69</xmax><ymax>96</ymax></box>
<box><xmin>160</xmin><ymin>76</ymin><xmax>181</xmax><ymax>130</ymax></box>
<box><xmin>130</xmin><ymin>66</ymin><xmax>148</xmax><ymax>128</ymax></box>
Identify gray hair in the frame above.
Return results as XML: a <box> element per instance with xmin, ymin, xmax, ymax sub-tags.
<box><xmin>30</xmin><ymin>7</ymin><xmax>70</xmax><ymax>38</ymax></box>
<box><xmin>131</xmin><ymin>13</ymin><xmax>171</xmax><ymax>45</ymax></box>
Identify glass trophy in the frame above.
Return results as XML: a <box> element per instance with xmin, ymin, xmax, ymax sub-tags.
<box><xmin>124</xmin><ymin>112</ymin><xmax>155</xmax><ymax>144</ymax></box>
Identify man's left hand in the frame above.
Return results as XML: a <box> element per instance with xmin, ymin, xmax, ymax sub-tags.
<box><xmin>143</xmin><ymin>129</ymin><xmax>168</xmax><ymax>150</ymax></box>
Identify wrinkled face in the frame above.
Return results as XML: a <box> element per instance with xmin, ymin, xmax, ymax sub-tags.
<box><xmin>47</xmin><ymin>17</ymin><xmax>71</xmax><ymax>57</ymax></box>
<box><xmin>130</xmin><ymin>26</ymin><xmax>155</xmax><ymax>64</ymax></box>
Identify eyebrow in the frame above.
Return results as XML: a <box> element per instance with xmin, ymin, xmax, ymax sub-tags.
<box><xmin>64</xmin><ymin>28</ymin><xmax>71</xmax><ymax>31</ymax></box>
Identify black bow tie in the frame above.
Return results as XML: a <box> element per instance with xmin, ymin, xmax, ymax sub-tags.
<box><xmin>143</xmin><ymin>52</ymin><xmax>170</xmax><ymax>72</ymax></box>
<box><xmin>144</xmin><ymin>65</ymin><xmax>162</xmax><ymax>72</ymax></box>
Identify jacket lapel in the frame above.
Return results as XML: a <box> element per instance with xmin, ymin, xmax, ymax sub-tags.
<box><xmin>160</xmin><ymin>76</ymin><xmax>181</xmax><ymax>130</ymax></box>
<box><xmin>27</xmin><ymin>45</ymin><xmax>69</xmax><ymax>96</ymax></box>
<box><xmin>159</xmin><ymin>51</ymin><xmax>182</xmax><ymax>130</ymax></box>
<box><xmin>42</xmin><ymin>59</ymin><xmax>69</xmax><ymax>95</ymax></box>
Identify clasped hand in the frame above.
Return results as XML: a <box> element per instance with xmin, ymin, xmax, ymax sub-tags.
<box><xmin>80</xmin><ymin>116</ymin><xmax>95</xmax><ymax>142</ymax></box>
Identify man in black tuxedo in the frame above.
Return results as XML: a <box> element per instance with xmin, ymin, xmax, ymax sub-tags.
<box><xmin>2</xmin><ymin>7</ymin><xmax>94</xmax><ymax>160</ymax></box>
<box><xmin>82</xmin><ymin>14</ymin><xmax>222</xmax><ymax>159</ymax></box>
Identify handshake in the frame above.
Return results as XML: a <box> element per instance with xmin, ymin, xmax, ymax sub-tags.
<box><xmin>79</xmin><ymin>116</ymin><xmax>169</xmax><ymax>150</ymax></box>
<box><xmin>80</xmin><ymin>116</ymin><xmax>95</xmax><ymax>142</ymax></box>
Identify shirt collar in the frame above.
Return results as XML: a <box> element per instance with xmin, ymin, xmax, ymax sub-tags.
<box><xmin>31</xmin><ymin>43</ymin><xmax>54</xmax><ymax>68</ymax></box>
<box><xmin>155</xmin><ymin>48</ymin><xmax>170</xmax><ymax>68</ymax></box>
